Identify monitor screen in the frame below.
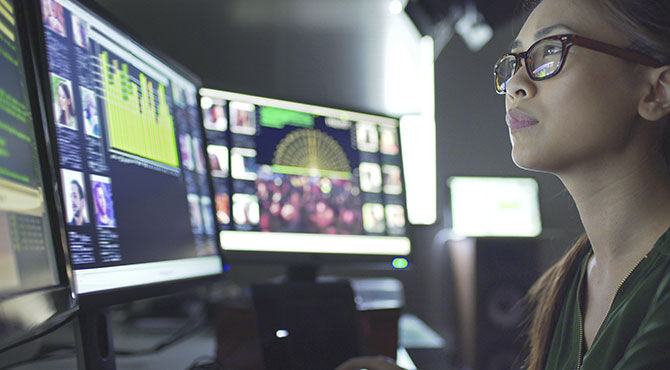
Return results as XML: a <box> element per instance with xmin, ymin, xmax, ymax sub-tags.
<box><xmin>0</xmin><ymin>0</ymin><xmax>59</xmax><ymax>298</ymax></box>
<box><xmin>448</xmin><ymin>176</ymin><xmax>542</xmax><ymax>237</ymax></box>
<box><xmin>1</xmin><ymin>0</ymin><xmax>75</xmax><ymax>352</ymax></box>
<box><xmin>199</xmin><ymin>88</ymin><xmax>410</xmax><ymax>257</ymax></box>
<box><xmin>35</xmin><ymin>0</ymin><xmax>222</xmax><ymax>295</ymax></box>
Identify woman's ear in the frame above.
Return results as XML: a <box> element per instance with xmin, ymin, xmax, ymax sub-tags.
<box><xmin>639</xmin><ymin>67</ymin><xmax>670</xmax><ymax>121</ymax></box>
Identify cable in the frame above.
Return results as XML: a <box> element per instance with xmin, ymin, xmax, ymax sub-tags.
<box><xmin>186</xmin><ymin>355</ymin><xmax>246</xmax><ymax>370</ymax></box>
<box><xmin>186</xmin><ymin>355</ymin><xmax>221</xmax><ymax>370</ymax></box>
<box><xmin>0</xmin><ymin>307</ymin><xmax>78</xmax><ymax>355</ymax></box>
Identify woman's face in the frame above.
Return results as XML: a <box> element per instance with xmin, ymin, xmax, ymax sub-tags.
<box><xmin>87</xmin><ymin>99</ymin><xmax>96</xmax><ymax>115</ymax></box>
<box><xmin>45</xmin><ymin>0</ymin><xmax>53</xmax><ymax>16</ymax></box>
<box><xmin>70</xmin><ymin>183</ymin><xmax>82</xmax><ymax>214</ymax></box>
<box><xmin>504</xmin><ymin>0</ymin><xmax>648</xmax><ymax>174</ymax></box>
<box><xmin>96</xmin><ymin>186</ymin><xmax>107</xmax><ymax>215</ymax></box>
<box><xmin>58</xmin><ymin>85</ymin><xmax>70</xmax><ymax>111</ymax></box>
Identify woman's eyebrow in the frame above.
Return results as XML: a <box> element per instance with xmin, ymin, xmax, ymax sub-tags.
<box><xmin>508</xmin><ymin>24</ymin><xmax>577</xmax><ymax>50</ymax></box>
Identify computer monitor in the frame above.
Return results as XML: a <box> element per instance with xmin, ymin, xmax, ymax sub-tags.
<box><xmin>0</xmin><ymin>0</ymin><xmax>76</xmax><ymax>353</ymax></box>
<box><xmin>199</xmin><ymin>88</ymin><xmax>411</xmax><ymax>277</ymax></box>
<box><xmin>27</xmin><ymin>0</ymin><xmax>224</xmax><ymax>302</ymax></box>
<box><xmin>26</xmin><ymin>1</ymin><xmax>226</xmax><ymax>367</ymax></box>
<box><xmin>448</xmin><ymin>176</ymin><xmax>542</xmax><ymax>237</ymax></box>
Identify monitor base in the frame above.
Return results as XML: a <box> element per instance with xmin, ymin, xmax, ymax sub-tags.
<box><xmin>75</xmin><ymin>306</ymin><xmax>116</xmax><ymax>370</ymax></box>
<box><xmin>285</xmin><ymin>264</ymin><xmax>319</xmax><ymax>282</ymax></box>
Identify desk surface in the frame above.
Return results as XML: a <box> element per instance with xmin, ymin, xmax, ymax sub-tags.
<box><xmin>2</xmin><ymin>314</ymin><xmax>454</xmax><ymax>369</ymax></box>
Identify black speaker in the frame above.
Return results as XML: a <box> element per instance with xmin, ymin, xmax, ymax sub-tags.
<box><xmin>449</xmin><ymin>238</ymin><xmax>539</xmax><ymax>370</ymax></box>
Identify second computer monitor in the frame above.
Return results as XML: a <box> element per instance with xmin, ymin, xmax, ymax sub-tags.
<box><xmin>30</xmin><ymin>0</ymin><xmax>224</xmax><ymax>298</ymax></box>
<box><xmin>200</xmin><ymin>88</ymin><xmax>410</xmax><ymax>263</ymax></box>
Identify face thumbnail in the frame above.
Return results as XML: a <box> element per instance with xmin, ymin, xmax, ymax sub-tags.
<box><xmin>61</xmin><ymin>169</ymin><xmax>89</xmax><ymax>226</ymax></box>
<box><xmin>232</xmin><ymin>193</ymin><xmax>260</xmax><ymax>226</ymax></box>
<box><xmin>188</xmin><ymin>194</ymin><xmax>203</xmax><ymax>233</ymax></box>
<box><xmin>215</xmin><ymin>193</ymin><xmax>231</xmax><ymax>224</ymax></box>
<box><xmin>52</xmin><ymin>75</ymin><xmax>77</xmax><ymax>129</ymax></box>
<box><xmin>380</xmin><ymin>127</ymin><xmax>399</xmax><ymax>155</ymax></box>
<box><xmin>359</xmin><ymin>162</ymin><xmax>382</xmax><ymax>193</ymax></box>
<box><xmin>43</xmin><ymin>0</ymin><xmax>66</xmax><ymax>36</ymax></box>
<box><xmin>382</xmin><ymin>165</ymin><xmax>402</xmax><ymax>194</ymax></box>
<box><xmin>362</xmin><ymin>203</ymin><xmax>385</xmax><ymax>233</ymax></box>
<box><xmin>356</xmin><ymin>122</ymin><xmax>379</xmax><ymax>152</ymax></box>
<box><xmin>72</xmin><ymin>15</ymin><xmax>88</xmax><ymax>49</ymax></box>
<box><xmin>180</xmin><ymin>134</ymin><xmax>195</xmax><ymax>171</ymax></box>
<box><xmin>201</xmin><ymin>196</ymin><xmax>215</xmax><ymax>235</ymax></box>
<box><xmin>208</xmin><ymin>145</ymin><xmax>229</xmax><ymax>178</ymax></box>
<box><xmin>231</xmin><ymin>147</ymin><xmax>257</xmax><ymax>180</ymax></box>
<box><xmin>80</xmin><ymin>86</ymin><xmax>100</xmax><ymax>137</ymax></box>
<box><xmin>229</xmin><ymin>102</ymin><xmax>256</xmax><ymax>135</ymax></box>
<box><xmin>91</xmin><ymin>176</ymin><xmax>116</xmax><ymax>228</ymax></box>
<box><xmin>193</xmin><ymin>138</ymin><xmax>207</xmax><ymax>174</ymax></box>
<box><xmin>202</xmin><ymin>99</ymin><xmax>228</xmax><ymax>132</ymax></box>
<box><xmin>385</xmin><ymin>204</ymin><xmax>405</xmax><ymax>231</ymax></box>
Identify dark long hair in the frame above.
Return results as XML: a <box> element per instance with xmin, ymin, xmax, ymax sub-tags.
<box><xmin>521</xmin><ymin>1</ymin><xmax>670</xmax><ymax>369</ymax></box>
<box><xmin>58</xmin><ymin>82</ymin><xmax>75</xmax><ymax>115</ymax></box>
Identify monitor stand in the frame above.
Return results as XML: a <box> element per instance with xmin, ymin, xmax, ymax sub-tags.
<box><xmin>74</xmin><ymin>306</ymin><xmax>116</xmax><ymax>370</ymax></box>
<box><xmin>250</xmin><ymin>265</ymin><xmax>364</xmax><ymax>370</ymax></box>
<box><xmin>285</xmin><ymin>264</ymin><xmax>318</xmax><ymax>283</ymax></box>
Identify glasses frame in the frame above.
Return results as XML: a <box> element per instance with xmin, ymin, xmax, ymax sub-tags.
<box><xmin>494</xmin><ymin>33</ymin><xmax>664</xmax><ymax>94</ymax></box>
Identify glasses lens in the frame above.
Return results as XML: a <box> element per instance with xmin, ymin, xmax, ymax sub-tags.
<box><xmin>495</xmin><ymin>55</ymin><xmax>517</xmax><ymax>93</ymax></box>
<box><xmin>528</xmin><ymin>39</ymin><xmax>563</xmax><ymax>79</ymax></box>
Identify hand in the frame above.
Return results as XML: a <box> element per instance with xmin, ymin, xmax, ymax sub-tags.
<box><xmin>335</xmin><ymin>356</ymin><xmax>406</xmax><ymax>370</ymax></box>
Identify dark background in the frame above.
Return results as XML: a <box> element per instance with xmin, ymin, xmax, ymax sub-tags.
<box><xmin>85</xmin><ymin>0</ymin><xmax>584</xmax><ymax>340</ymax></box>
<box><xmin>1</xmin><ymin>1</ymin><xmax>589</xmax><ymax>368</ymax></box>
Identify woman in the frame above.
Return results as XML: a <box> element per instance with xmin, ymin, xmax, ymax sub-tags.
<box><xmin>94</xmin><ymin>182</ymin><xmax>113</xmax><ymax>227</ymax></box>
<box><xmin>56</xmin><ymin>82</ymin><xmax>75</xmax><ymax>128</ymax></box>
<box><xmin>83</xmin><ymin>92</ymin><xmax>100</xmax><ymax>136</ymax></box>
<box><xmin>338</xmin><ymin>0</ymin><xmax>670</xmax><ymax>368</ymax></box>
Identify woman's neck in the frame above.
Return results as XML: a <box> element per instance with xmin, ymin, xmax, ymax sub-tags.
<box><xmin>559</xmin><ymin>148</ymin><xmax>670</xmax><ymax>271</ymax></box>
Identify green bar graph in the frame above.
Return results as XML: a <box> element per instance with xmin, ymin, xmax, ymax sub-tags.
<box><xmin>99</xmin><ymin>51</ymin><xmax>178</xmax><ymax>168</ymax></box>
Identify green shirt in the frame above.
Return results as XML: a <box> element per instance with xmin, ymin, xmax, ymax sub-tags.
<box><xmin>545</xmin><ymin>228</ymin><xmax>670</xmax><ymax>369</ymax></box>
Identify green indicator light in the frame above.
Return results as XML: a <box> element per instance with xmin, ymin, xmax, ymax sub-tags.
<box><xmin>392</xmin><ymin>257</ymin><xmax>408</xmax><ymax>269</ymax></box>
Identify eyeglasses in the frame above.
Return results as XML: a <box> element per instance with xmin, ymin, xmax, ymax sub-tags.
<box><xmin>493</xmin><ymin>34</ymin><xmax>663</xmax><ymax>94</ymax></box>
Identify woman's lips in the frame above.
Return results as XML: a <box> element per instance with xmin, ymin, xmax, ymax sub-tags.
<box><xmin>506</xmin><ymin>109</ymin><xmax>539</xmax><ymax>131</ymax></box>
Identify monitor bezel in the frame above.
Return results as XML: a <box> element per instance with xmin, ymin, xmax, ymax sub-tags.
<box><xmin>22</xmin><ymin>0</ymin><xmax>226</xmax><ymax>307</ymax></box>
<box><xmin>199</xmin><ymin>87</ymin><xmax>412</xmax><ymax>271</ymax></box>
<box><xmin>0</xmin><ymin>0</ymin><xmax>77</xmax><ymax>353</ymax></box>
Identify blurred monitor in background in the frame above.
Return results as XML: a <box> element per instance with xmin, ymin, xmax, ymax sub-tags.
<box><xmin>448</xmin><ymin>176</ymin><xmax>542</xmax><ymax>237</ymax></box>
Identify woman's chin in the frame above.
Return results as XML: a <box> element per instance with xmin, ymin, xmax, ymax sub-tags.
<box><xmin>511</xmin><ymin>149</ymin><xmax>552</xmax><ymax>173</ymax></box>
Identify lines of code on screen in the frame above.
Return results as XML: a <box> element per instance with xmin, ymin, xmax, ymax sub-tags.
<box><xmin>0</xmin><ymin>0</ymin><xmax>37</xmax><ymax>188</ymax></box>
<box><xmin>0</xmin><ymin>0</ymin><xmax>58</xmax><ymax>295</ymax></box>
